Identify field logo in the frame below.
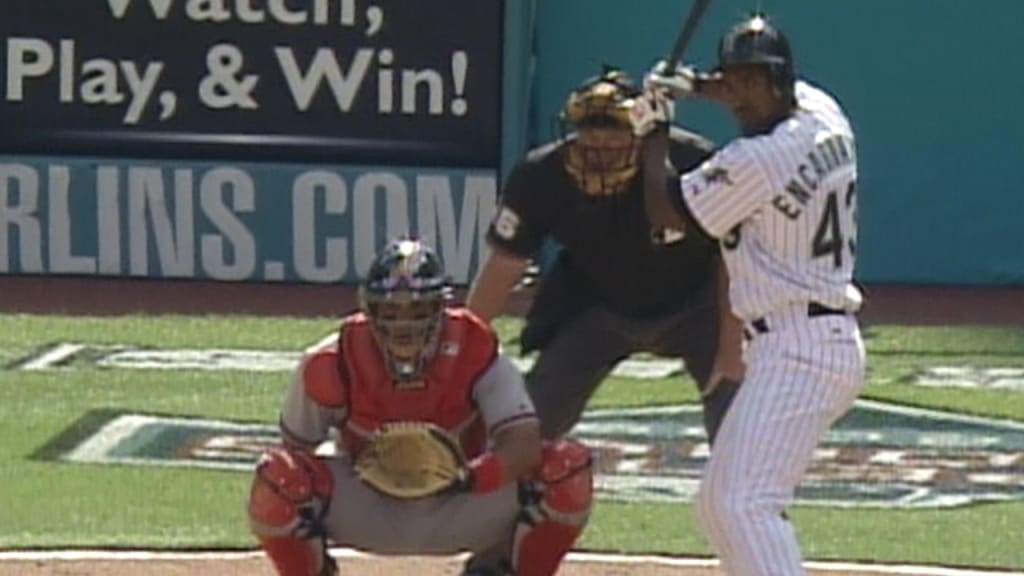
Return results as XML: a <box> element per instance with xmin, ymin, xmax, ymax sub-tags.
<box><xmin>913</xmin><ymin>366</ymin><xmax>1024</xmax><ymax>391</ymax></box>
<box><xmin>36</xmin><ymin>400</ymin><xmax>1024</xmax><ymax>509</ymax></box>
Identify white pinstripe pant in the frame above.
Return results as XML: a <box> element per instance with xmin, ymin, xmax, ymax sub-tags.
<box><xmin>695</xmin><ymin>309</ymin><xmax>865</xmax><ymax>575</ymax></box>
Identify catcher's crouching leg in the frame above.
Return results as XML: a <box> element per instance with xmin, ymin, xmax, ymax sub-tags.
<box><xmin>247</xmin><ymin>445</ymin><xmax>337</xmax><ymax>576</ymax></box>
<box><xmin>512</xmin><ymin>438</ymin><xmax>593</xmax><ymax>576</ymax></box>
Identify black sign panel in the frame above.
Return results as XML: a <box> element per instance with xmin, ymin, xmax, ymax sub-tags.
<box><xmin>0</xmin><ymin>1</ymin><xmax>503</xmax><ymax>166</ymax></box>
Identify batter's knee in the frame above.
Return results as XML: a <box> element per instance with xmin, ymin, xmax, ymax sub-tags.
<box><xmin>248</xmin><ymin>445</ymin><xmax>334</xmax><ymax>539</ymax></box>
<box><xmin>695</xmin><ymin>478</ymin><xmax>784</xmax><ymax>539</ymax></box>
<box><xmin>693</xmin><ymin>478</ymin><xmax>724</xmax><ymax>539</ymax></box>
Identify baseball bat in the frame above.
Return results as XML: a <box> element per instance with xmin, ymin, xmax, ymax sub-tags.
<box><xmin>664</xmin><ymin>0</ymin><xmax>713</xmax><ymax>70</ymax></box>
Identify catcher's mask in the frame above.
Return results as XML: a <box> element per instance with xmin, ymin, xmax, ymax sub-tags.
<box><xmin>359</xmin><ymin>238</ymin><xmax>448</xmax><ymax>383</ymax></box>
<box><xmin>561</xmin><ymin>68</ymin><xmax>642</xmax><ymax>196</ymax></box>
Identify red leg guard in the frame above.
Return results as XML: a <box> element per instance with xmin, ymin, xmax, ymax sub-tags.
<box><xmin>512</xmin><ymin>438</ymin><xmax>593</xmax><ymax>576</ymax></box>
<box><xmin>248</xmin><ymin>445</ymin><xmax>335</xmax><ymax>576</ymax></box>
<box><xmin>513</xmin><ymin>522</ymin><xmax>582</xmax><ymax>576</ymax></box>
<box><xmin>259</xmin><ymin>536</ymin><xmax>328</xmax><ymax>576</ymax></box>
<box><xmin>534</xmin><ymin>439</ymin><xmax>594</xmax><ymax>516</ymax></box>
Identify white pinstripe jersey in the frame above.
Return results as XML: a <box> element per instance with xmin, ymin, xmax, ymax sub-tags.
<box><xmin>679</xmin><ymin>80</ymin><xmax>862</xmax><ymax>321</ymax></box>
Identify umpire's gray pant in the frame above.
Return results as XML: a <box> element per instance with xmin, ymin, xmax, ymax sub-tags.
<box><xmin>525</xmin><ymin>282</ymin><xmax>740</xmax><ymax>444</ymax></box>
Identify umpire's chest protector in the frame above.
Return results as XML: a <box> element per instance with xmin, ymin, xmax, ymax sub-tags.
<box><xmin>339</xmin><ymin>310</ymin><xmax>497</xmax><ymax>459</ymax></box>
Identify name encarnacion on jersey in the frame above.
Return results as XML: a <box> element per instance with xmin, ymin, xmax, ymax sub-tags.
<box><xmin>772</xmin><ymin>133</ymin><xmax>855</xmax><ymax>220</ymax></box>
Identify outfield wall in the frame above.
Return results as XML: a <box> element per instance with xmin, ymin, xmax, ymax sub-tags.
<box><xmin>529</xmin><ymin>0</ymin><xmax>1024</xmax><ymax>285</ymax></box>
<box><xmin>1</xmin><ymin>1</ymin><xmax>1021</xmax><ymax>287</ymax></box>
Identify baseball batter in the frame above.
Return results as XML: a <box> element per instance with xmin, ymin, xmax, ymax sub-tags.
<box><xmin>641</xmin><ymin>14</ymin><xmax>866</xmax><ymax>575</ymax></box>
<box><xmin>247</xmin><ymin>238</ymin><xmax>593</xmax><ymax>576</ymax></box>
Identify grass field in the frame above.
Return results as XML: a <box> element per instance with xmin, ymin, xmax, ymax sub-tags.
<box><xmin>1</xmin><ymin>314</ymin><xmax>1023</xmax><ymax>569</ymax></box>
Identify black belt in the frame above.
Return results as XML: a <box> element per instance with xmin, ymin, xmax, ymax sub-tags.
<box><xmin>745</xmin><ymin>302</ymin><xmax>849</xmax><ymax>339</ymax></box>
<box><xmin>808</xmin><ymin>301</ymin><xmax>849</xmax><ymax>318</ymax></box>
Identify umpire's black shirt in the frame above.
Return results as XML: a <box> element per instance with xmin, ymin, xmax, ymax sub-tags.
<box><xmin>487</xmin><ymin>127</ymin><xmax>719</xmax><ymax>319</ymax></box>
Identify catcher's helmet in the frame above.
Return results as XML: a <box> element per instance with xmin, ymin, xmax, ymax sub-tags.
<box><xmin>360</xmin><ymin>238</ymin><xmax>448</xmax><ymax>382</ymax></box>
<box><xmin>718</xmin><ymin>14</ymin><xmax>795</xmax><ymax>97</ymax></box>
<box><xmin>560</xmin><ymin>67</ymin><xmax>643</xmax><ymax>196</ymax></box>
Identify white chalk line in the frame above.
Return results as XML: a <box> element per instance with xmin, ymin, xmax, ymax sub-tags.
<box><xmin>0</xmin><ymin>548</ymin><xmax>1020</xmax><ymax>576</ymax></box>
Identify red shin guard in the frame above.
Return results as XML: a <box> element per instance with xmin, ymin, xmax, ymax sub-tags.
<box><xmin>248</xmin><ymin>446</ymin><xmax>335</xmax><ymax>576</ymax></box>
<box><xmin>259</xmin><ymin>536</ymin><xmax>326</xmax><ymax>576</ymax></box>
<box><xmin>512</xmin><ymin>521</ymin><xmax>583</xmax><ymax>576</ymax></box>
<box><xmin>511</xmin><ymin>438</ymin><xmax>594</xmax><ymax>576</ymax></box>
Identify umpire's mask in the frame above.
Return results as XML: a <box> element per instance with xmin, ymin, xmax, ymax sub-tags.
<box><xmin>561</xmin><ymin>69</ymin><xmax>642</xmax><ymax>196</ymax></box>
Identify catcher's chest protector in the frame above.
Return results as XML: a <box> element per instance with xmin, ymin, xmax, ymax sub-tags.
<box><xmin>340</xmin><ymin>309</ymin><xmax>497</xmax><ymax>459</ymax></box>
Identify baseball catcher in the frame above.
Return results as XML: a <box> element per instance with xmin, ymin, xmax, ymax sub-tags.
<box><xmin>247</xmin><ymin>238</ymin><xmax>594</xmax><ymax>576</ymax></box>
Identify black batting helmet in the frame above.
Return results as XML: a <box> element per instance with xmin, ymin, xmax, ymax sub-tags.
<box><xmin>718</xmin><ymin>14</ymin><xmax>795</xmax><ymax>97</ymax></box>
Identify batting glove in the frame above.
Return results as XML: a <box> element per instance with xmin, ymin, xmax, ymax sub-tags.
<box><xmin>629</xmin><ymin>87</ymin><xmax>674</xmax><ymax>137</ymax></box>
<box><xmin>644</xmin><ymin>60</ymin><xmax>698</xmax><ymax>100</ymax></box>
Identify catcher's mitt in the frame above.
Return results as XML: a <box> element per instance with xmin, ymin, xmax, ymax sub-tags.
<box><xmin>354</xmin><ymin>421</ymin><xmax>468</xmax><ymax>499</ymax></box>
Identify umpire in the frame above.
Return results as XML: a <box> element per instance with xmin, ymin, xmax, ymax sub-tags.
<box><xmin>467</xmin><ymin>67</ymin><xmax>743</xmax><ymax>445</ymax></box>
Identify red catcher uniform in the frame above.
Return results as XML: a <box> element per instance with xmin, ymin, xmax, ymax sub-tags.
<box><xmin>249</xmin><ymin>306</ymin><xmax>593</xmax><ymax>576</ymax></box>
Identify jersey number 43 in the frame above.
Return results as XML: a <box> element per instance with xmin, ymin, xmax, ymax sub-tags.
<box><xmin>812</xmin><ymin>181</ymin><xmax>857</xmax><ymax>269</ymax></box>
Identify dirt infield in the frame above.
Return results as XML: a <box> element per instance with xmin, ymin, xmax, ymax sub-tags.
<box><xmin>0</xmin><ymin>554</ymin><xmax>719</xmax><ymax>576</ymax></box>
<box><xmin>3</xmin><ymin>551</ymin><xmax>1020</xmax><ymax>576</ymax></box>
